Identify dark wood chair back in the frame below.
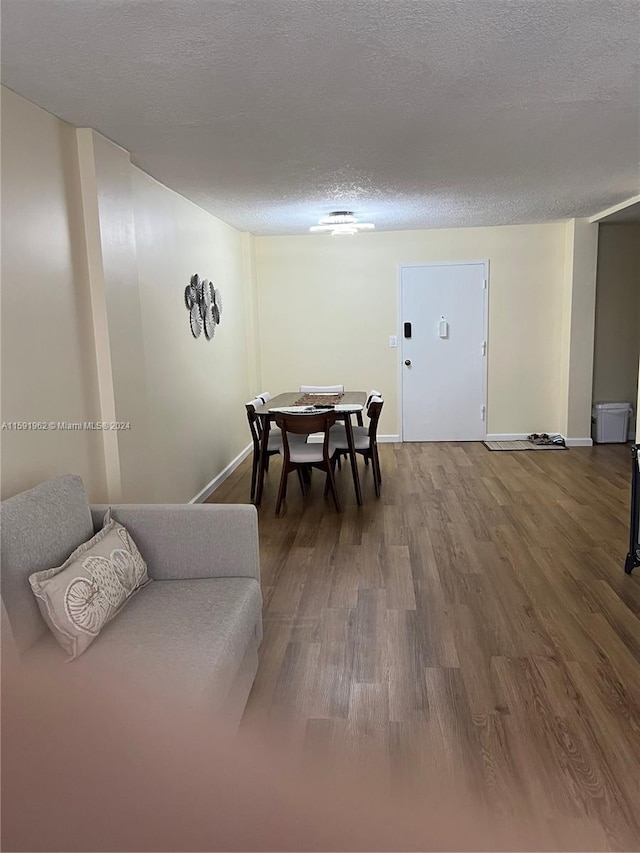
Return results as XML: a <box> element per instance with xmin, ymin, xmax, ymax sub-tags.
<box><xmin>245</xmin><ymin>402</ymin><xmax>262</xmax><ymax>453</ymax></box>
<box><xmin>246</xmin><ymin>398</ymin><xmax>279</xmax><ymax>503</ymax></box>
<box><xmin>273</xmin><ymin>411</ymin><xmax>340</xmax><ymax>513</ymax></box>
<box><xmin>275</xmin><ymin>410</ymin><xmax>337</xmax><ymax>436</ymax></box>
<box><xmin>367</xmin><ymin>399</ymin><xmax>383</xmax><ymax>443</ymax></box>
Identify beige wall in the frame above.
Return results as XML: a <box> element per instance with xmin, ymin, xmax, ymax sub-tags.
<box><xmin>593</xmin><ymin>225</ymin><xmax>640</xmax><ymax>409</ymax></box>
<box><xmin>256</xmin><ymin>225</ymin><xmax>568</xmax><ymax>437</ymax></box>
<box><xmin>1</xmin><ymin>88</ymin><xmax>107</xmax><ymax>500</ymax></box>
<box><xmin>558</xmin><ymin>219</ymin><xmax>599</xmax><ymax>440</ymax></box>
<box><xmin>76</xmin><ymin>129</ymin><xmax>154</xmax><ymax>502</ymax></box>
<box><xmin>2</xmin><ymin>86</ymin><xmax>604</xmax><ymax>502</ymax></box>
<box><xmin>132</xmin><ymin>168</ymin><xmax>258</xmax><ymax>503</ymax></box>
<box><xmin>1</xmin><ymin>88</ymin><xmax>258</xmax><ymax>503</ymax></box>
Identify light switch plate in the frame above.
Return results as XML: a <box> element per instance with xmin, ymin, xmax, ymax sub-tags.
<box><xmin>389</xmin><ymin>335</ymin><xmax>398</xmax><ymax>348</ymax></box>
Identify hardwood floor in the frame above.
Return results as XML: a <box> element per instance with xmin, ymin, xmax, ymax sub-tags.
<box><xmin>208</xmin><ymin>441</ymin><xmax>640</xmax><ymax>850</ymax></box>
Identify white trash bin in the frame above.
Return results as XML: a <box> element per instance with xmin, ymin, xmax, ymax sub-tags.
<box><xmin>592</xmin><ymin>402</ymin><xmax>632</xmax><ymax>443</ymax></box>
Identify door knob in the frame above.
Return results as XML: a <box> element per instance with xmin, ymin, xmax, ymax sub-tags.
<box><xmin>404</xmin><ymin>359</ymin><xmax>412</xmax><ymax>366</ymax></box>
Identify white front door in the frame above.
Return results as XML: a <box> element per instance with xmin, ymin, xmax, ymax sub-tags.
<box><xmin>401</xmin><ymin>263</ymin><xmax>487</xmax><ymax>441</ymax></box>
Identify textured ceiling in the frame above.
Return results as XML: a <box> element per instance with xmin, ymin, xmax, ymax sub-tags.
<box><xmin>1</xmin><ymin>0</ymin><xmax>639</xmax><ymax>235</ymax></box>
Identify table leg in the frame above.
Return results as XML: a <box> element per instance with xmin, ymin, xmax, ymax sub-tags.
<box><xmin>344</xmin><ymin>413</ymin><xmax>363</xmax><ymax>506</ymax></box>
<box><xmin>254</xmin><ymin>414</ymin><xmax>270</xmax><ymax>506</ymax></box>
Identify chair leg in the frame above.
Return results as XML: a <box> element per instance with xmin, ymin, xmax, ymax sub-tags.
<box><xmin>372</xmin><ymin>448</ymin><xmax>381</xmax><ymax>497</ymax></box>
<box><xmin>275</xmin><ymin>464</ymin><xmax>289</xmax><ymax>515</ymax></box>
<box><xmin>324</xmin><ymin>457</ymin><xmax>336</xmax><ymax>497</ymax></box>
<box><xmin>250</xmin><ymin>453</ymin><xmax>258</xmax><ymax>502</ymax></box>
<box><xmin>297</xmin><ymin>467</ymin><xmax>306</xmax><ymax>496</ymax></box>
<box><xmin>265</xmin><ymin>454</ymin><xmax>270</xmax><ymax>472</ymax></box>
<box><xmin>372</xmin><ymin>458</ymin><xmax>381</xmax><ymax>497</ymax></box>
<box><xmin>325</xmin><ymin>462</ymin><xmax>341</xmax><ymax>513</ymax></box>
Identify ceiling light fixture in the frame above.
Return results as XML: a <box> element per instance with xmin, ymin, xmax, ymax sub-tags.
<box><xmin>309</xmin><ymin>211</ymin><xmax>375</xmax><ymax>236</ymax></box>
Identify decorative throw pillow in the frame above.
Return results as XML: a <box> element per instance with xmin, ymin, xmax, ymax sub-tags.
<box><xmin>29</xmin><ymin>517</ymin><xmax>150</xmax><ymax>660</ymax></box>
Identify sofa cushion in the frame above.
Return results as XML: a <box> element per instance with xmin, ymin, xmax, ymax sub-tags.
<box><xmin>24</xmin><ymin>577</ymin><xmax>263</xmax><ymax>709</ymax></box>
<box><xmin>1</xmin><ymin>475</ymin><xmax>94</xmax><ymax>654</ymax></box>
<box><xmin>29</xmin><ymin>519</ymin><xmax>150</xmax><ymax>660</ymax></box>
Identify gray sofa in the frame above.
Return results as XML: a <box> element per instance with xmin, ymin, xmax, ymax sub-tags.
<box><xmin>1</xmin><ymin>474</ymin><xmax>262</xmax><ymax>727</ymax></box>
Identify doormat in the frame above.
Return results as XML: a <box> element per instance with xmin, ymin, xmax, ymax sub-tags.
<box><xmin>483</xmin><ymin>440</ymin><xmax>567</xmax><ymax>451</ymax></box>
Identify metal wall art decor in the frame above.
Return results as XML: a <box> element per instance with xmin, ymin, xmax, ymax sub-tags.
<box><xmin>184</xmin><ymin>274</ymin><xmax>222</xmax><ymax>340</ymax></box>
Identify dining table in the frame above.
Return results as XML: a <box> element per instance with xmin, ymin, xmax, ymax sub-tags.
<box><xmin>252</xmin><ymin>391</ymin><xmax>367</xmax><ymax>508</ymax></box>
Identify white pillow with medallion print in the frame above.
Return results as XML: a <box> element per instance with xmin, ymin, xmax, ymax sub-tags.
<box><xmin>29</xmin><ymin>514</ymin><xmax>150</xmax><ymax>660</ymax></box>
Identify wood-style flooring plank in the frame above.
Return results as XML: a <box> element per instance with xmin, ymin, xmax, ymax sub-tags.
<box><xmin>209</xmin><ymin>440</ymin><xmax>640</xmax><ymax>849</ymax></box>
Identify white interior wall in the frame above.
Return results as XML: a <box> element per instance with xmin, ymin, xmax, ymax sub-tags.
<box><xmin>256</xmin><ymin>225</ymin><xmax>569</xmax><ymax>438</ymax></box>
<box><xmin>132</xmin><ymin>167</ymin><xmax>258</xmax><ymax>503</ymax></box>
<box><xmin>558</xmin><ymin>218</ymin><xmax>599</xmax><ymax>442</ymax></box>
<box><xmin>593</xmin><ymin>224</ymin><xmax>640</xmax><ymax>411</ymax></box>
<box><xmin>0</xmin><ymin>88</ymin><xmax>107</xmax><ymax>500</ymax></box>
<box><xmin>1</xmin><ymin>88</ymin><xmax>258</xmax><ymax>503</ymax></box>
<box><xmin>2</xmin><ymin>86</ymin><xmax>607</xmax><ymax>503</ymax></box>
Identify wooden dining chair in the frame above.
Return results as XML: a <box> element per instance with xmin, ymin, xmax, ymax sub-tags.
<box><xmin>299</xmin><ymin>384</ymin><xmax>344</xmax><ymax>394</ymax></box>
<box><xmin>331</xmin><ymin>396</ymin><xmax>384</xmax><ymax>497</ymax></box>
<box><xmin>273</xmin><ymin>411</ymin><xmax>341</xmax><ymax>514</ymax></box>
<box><xmin>245</xmin><ymin>395</ymin><xmax>281</xmax><ymax>502</ymax></box>
<box><xmin>354</xmin><ymin>388</ymin><xmax>382</xmax><ymax>427</ymax></box>
<box><xmin>334</xmin><ymin>389</ymin><xmax>383</xmax><ymax>463</ymax></box>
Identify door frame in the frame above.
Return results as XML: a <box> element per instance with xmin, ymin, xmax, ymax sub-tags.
<box><xmin>398</xmin><ymin>260</ymin><xmax>490</xmax><ymax>442</ymax></box>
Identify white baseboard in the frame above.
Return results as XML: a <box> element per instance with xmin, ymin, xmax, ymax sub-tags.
<box><xmin>379</xmin><ymin>434</ymin><xmax>400</xmax><ymax>443</ymax></box>
<box><xmin>485</xmin><ymin>433</ymin><xmax>531</xmax><ymax>442</ymax></box>
<box><xmin>565</xmin><ymin>437</ymin><xmax>593</xmax><ymax>447</ymax></box>
<box><xmin>190</xmin><ymin>444</ymin><xmax>253</xmax><ymax>504</ymax></box>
